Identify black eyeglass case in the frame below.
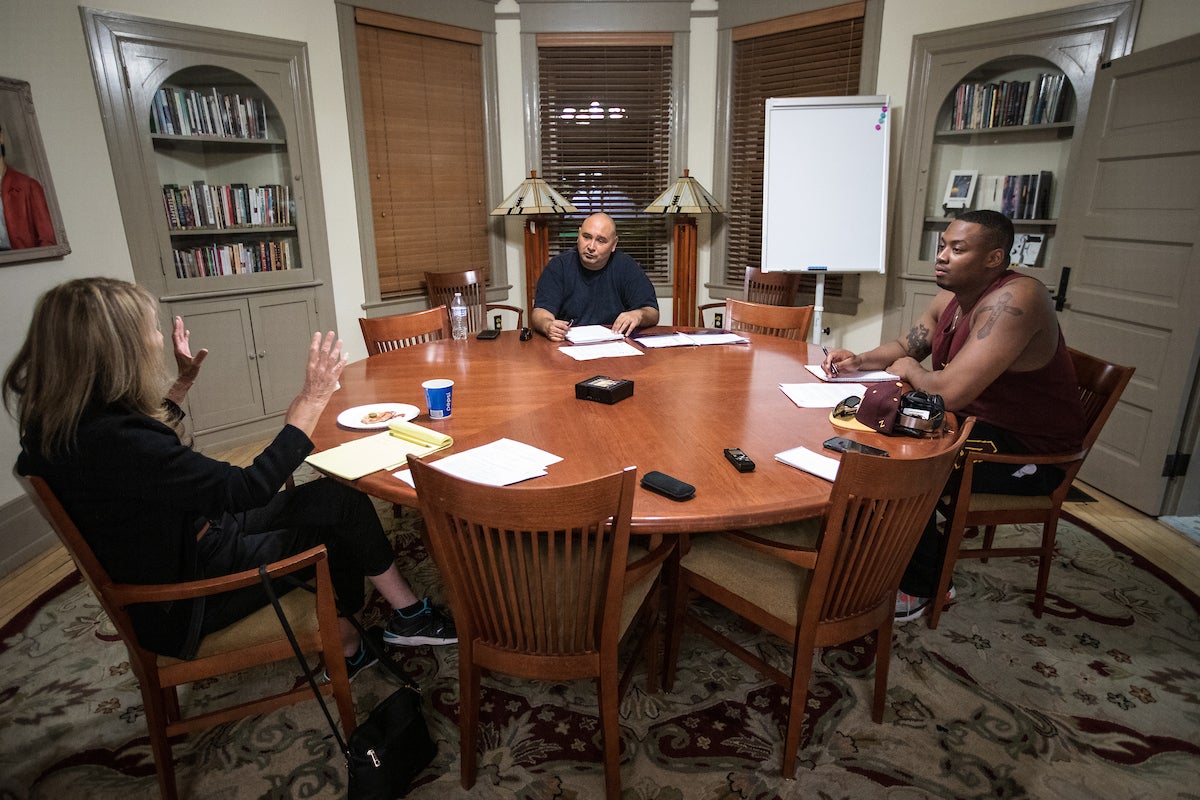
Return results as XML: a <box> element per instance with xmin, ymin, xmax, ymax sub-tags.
<box><xmin>641</xmin><ymin>471</ymin><xmax>695</xmax><ymax>501</ymax></box>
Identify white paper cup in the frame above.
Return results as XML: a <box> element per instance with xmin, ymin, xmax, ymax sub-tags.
<box><xmin>421</xmin><ymin>379</ymin><xmax>454</xmax><ymax>419</ymax></box>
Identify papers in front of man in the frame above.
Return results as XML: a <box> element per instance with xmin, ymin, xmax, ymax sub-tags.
<box><xmin>305</xmin><ymin>420</ymin><xmax>453</xmax><ymax>480</ymax></box>
<box><xmin>775</xmin><ymin>445</ymin><xmax>840</xmax><ymax>482</ymax></box>
<box><xmin>395</xmin><ymin>438</ymin><xmax>563</xmax><ymax>487</ymax></box>
<box><xmin>558</xmin><ymin>340</ymin><xmax>645</xmax><ymax>361</ymax></box>
<box><xmin>803</xmin><ymin>364</ymin><xmax>899</xmax><ymax>383</ymax></box>
<box><xmin>779</xmin><ymin>383</ymin><xmax>869</xmax><ymax>408</ymax></box>
<box><xmin>635</xmin><ymin>331</ymin><xmax>749</xmax><ymax>348</ymax></box>
<box><xmin>565</xmin><ymin>324</ymin><xmax>625</xmax><ymax>344</ymax></box>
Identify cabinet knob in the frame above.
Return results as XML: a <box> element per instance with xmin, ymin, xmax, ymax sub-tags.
<box><xmin>258</xmin><ymin>350</ymin><xmax>267</xmax><ymax>359</ymax></box>
<box><xmin>248</xmin><ymin>352</ymin><xmax>257</xmax><ymax>360</ymax></box>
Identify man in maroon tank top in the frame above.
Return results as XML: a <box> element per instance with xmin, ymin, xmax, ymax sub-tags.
<box><xmin>822</xmin><ymin>210</ymin><xmax>1084</xmax><ymax>621</ymax></box>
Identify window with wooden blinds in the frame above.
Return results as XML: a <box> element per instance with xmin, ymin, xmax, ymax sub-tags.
<box><xmin>356</xmin><ymin>14</ymin><xmax>489</xmax><ymax>299</ymax></box>
<box><xmin>537</xmin><ymin>38</ymin><xmax>672</xmax><ymax>284</ymax></box>
<box><xmin>727</xmin><ymin>4</ymin><xmax>864</xmax><ymax>301</ymax></box>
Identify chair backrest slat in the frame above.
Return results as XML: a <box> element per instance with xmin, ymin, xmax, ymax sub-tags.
<box><xmin>807</xmin><ymin>420</ymin><xmax>974</xmax><ymax>631</ymax></box>
<box><xmin>724</xmin><ymin>298</ymin><xmax>814</xmax><ymax>341</ymax></box>
<box><xmin>409</xmin><ymin>459</ymin><xmax>637</xmax><ymax>662</ymax></box>
<box><xmin>425</xmin><ymin>269</ymin><xmax>488</xmax><ymax>333</ymax></box>
<box><xmin>359</xmin><ymin>305</ymin><xmax>451</xmax><ymax>355</ymax></box>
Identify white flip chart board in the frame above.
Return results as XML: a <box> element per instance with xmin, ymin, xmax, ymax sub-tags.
<box><xmin>761</xmin><ymin>96</ymin><xmax>890</xmax><ymax>274</ymax></box>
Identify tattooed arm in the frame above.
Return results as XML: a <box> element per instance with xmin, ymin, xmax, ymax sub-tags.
<box><xmin>822</xmin><ymin>293</ymin><xmax>946</xmax><ymax>376</ymax></box>
<box><xmin>887</xmin><ymin>277</ymin><xmax>1059</xmax><ymax>409</ymax></box>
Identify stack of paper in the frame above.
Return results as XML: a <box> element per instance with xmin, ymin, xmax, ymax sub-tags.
<box><xmin>566</xmin><ymin>325</ymin><xmax>624</xmax><ymax>344</ymax></box>
<box><xmin>396</xmin><ymin>438</ymin><xmax>562</xmax><ymax>487</ymax></box>
<box><xmin>775</xmin><ymin>445</ymin><xmax>840</xmax><ymax>482</ymax></box>
<box><xmin>635</xmin><ymin>331</ymin><xmax>749</xmax><ymax>348</ymax></box>
<box><xmin>306</xmin><ymin>421</ymin><xmax>453</xmax><ymax>480</ymax></box>
<box><xmin>804</xmin><ymin>365</ymin><xmax>899</xmax><ymax>383</ymax></box>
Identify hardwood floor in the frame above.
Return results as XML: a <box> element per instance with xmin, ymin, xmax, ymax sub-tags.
<box><xmin>3</xmin><ymin>448</ymin><xmax>1197</xmax><ymax>630</ymax></box>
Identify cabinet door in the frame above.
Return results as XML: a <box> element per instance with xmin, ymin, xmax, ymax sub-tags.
<box><xmin>250</xmin><ymin>291</ymin><xmax>319</xmax><ymax>415</ymax></box>
<box><xmin>172</xmin><ymin>297</ymin><xmax>263</xmax><ymax>431</ymax></box>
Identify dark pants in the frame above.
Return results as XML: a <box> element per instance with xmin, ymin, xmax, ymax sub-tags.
<box><xmin>899</xmin><ymin>422</ymin><xmax>1064</xmax><ymax>597</ymax></box>
<box><xmin>196</xmin><ymin>478</ymin><xmax>395</xmax><ymax>637</ymax></box>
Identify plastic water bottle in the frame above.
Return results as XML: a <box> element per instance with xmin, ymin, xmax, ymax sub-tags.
<box><xmin>450</xmin><ymin>292</ymin><xmax>468</xmax><ymax>341</ymax></box>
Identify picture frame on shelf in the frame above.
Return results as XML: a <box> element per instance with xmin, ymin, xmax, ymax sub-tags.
<box><xmin>0</xmin><ymin>76</ymin><xmax>71</xmax><ymax>266</ymax></box>
<box><xmin>943</xmin><ymin>169</ymin><xmax>978</xmax><ymax>210</ymax></box>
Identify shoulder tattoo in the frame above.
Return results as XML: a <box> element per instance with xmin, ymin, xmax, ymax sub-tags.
<box><xmin>975</xmin><ymin>291</ymin><xmax>1023</xmax><ymax>339</ymax></box>
<box><xmin>905</xmin><ymin>323</ymin><xmax>932</xmax><ymax>360</ymax></box>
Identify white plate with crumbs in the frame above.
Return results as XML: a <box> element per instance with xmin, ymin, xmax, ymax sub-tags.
<box><xmin>337</xmin><ymin>403</ymin><xmax>420</xmax><ymax>429</ymax></box>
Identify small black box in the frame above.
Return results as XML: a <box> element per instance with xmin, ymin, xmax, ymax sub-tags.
<box><xmin>575</xmin><ymin>375</ymin><xmax>634</xmax><ymax>404</ymax></box>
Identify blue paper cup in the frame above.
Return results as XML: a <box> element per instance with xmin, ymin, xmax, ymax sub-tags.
<box><xmin>422</xmin><ymin>379</ymin><xmax>454</xmax><ymax>419</ymax></box>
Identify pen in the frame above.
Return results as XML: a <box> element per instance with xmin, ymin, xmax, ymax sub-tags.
<box><xmin>821</xmin><ymin>345</ymin><xmax>839</xmax><ymax>377</ymax></box>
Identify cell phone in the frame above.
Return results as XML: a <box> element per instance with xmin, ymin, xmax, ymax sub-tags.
<box><xmin>476</xmin><ymin>328</ymin><xmax>501</xmax><ymax>340</ymax></box>
<box><xmin>822</xmin><ymin>436</ymin><xmax>890</xmax><ymax>457</ymax></box>
<box><xmin>724</xmin><ymin>447</ymin><xmax>755</xmax><ymax>472</ymax></box>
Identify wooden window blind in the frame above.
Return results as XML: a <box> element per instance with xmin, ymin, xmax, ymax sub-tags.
<box><xmin>356</xmin><ymin>12</ymin><xmax>489</xmax><ymax>299</ymax></box>
<box><xmin>727</xmin><ymin>3</ymin><xmax>864</xmax><ymax>300</ymax></box>
<box><xmin>537</xmin><ymin>36</ymin><xmax>672</xmax><ymax>284</ymax></box>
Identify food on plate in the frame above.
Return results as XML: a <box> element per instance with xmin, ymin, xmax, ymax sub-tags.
<box><xmin>361</xmin><ymin>409</ymin><xmax>397</xmax><ymax>425</ymax></box>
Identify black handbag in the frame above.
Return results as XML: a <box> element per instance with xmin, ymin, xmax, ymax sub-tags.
<box><xmin>258</xmin><ymin>568</ymin><xmax>437</xmax><ymax>798</ymax></box>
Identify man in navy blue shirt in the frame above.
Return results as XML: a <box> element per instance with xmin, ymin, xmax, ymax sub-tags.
<box><xmin>532</xmin><ymin>212</ymin><xmax>659</xmax><ymax>341</ymax></box>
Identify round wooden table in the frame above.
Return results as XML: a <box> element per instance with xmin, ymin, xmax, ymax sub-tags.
<box><xmin>311</xmin><ymin>329</ymin><xmax>959</xmax><ymax>534</ymax></box>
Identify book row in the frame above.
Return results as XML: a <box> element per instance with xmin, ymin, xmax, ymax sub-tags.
<box><xmin>162</xmin><ymin>182</ymin><xmax>293</xmax><ymax>231</ymax></box>
<box><xmin>949</xmin><ymin>73</ymin><xmax>1069</xmax><ymax>130</ymax></box>
<box><xmin>172</xmin><ymin>239</ymin><xmax>297</xmax><ymax>279</ymax></box>
<box><xmin>973</xmin><ymin>171</ymin><xmax>1053</xmax><ymax>220</ymax></box>
<box><xmin>150</xmin><ymin>86</ymin><xmax>271</xmax><ymax>139</ymax></box>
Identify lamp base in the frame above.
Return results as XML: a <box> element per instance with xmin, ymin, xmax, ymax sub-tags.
<box><xmin>671</xmin><ymin>217</ymin><xmax>698</xmax><ymax>327</ymax></box>
<box><xmin>524</xmin><ymin>218</ymin><xmax>550</xmax><ymax>315</ymax></box>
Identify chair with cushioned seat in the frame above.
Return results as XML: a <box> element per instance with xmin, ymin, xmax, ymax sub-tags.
<box><xmin>723</xmin><ymin>297</ymin><xmax>814</xmax><ymax>341</ymax></box>
<box><xmin>407</xmin><ymin>458</ymin><xmax>673</xmax><ymax>800</ymax></box>
<box><xmin>664</xmin><ymin>419</ymin><xmax>973</xmax><ymax>777</ymax></box>
<box><xmin>925</xmin><ymin>348</ymin><xmax>1135</xmax><ymax>628</ymax></box>
<box><xmin>698</xmin><ymin>266</ymin><xmax>803</xmax><ymax>327</ymax></box>
<box><xmin>359</xmin><ymin>305</ymin><xmax>451</xmax><ymax>355</ymax></box>
<box><xmin>17</xmin><ymin>473</ymin><xmax>356</xmax><ymax>800</ymax></box>
<box><xmin>424</xmin><ymin>269</ymin><xmax>524</xmax><ymax>333</ymax></box>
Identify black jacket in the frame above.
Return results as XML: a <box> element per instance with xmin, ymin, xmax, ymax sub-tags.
<box><xmin>17</xmin><ymin>401</ymin><xmax>312</xmax><ymax>658</ymax></box>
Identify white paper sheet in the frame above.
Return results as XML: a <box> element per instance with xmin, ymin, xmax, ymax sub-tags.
<box><xmin>557</xmin><ymin>341</ymin><xmax>645</xmax><ymax>361</ymax></box>
<box><xmin>775</xmin><ymin>445</ymin><xmax>840</xmax><ymax>482</ymax></box>
<box><xmin>779</xmin><ymin>383</ymin><xmax>868</xmax><ymax>408</ymax></box>
<box><xmin>395</xmin><ymin>438</ymin><xmax>563</xmax><ymax>487</ymax></box>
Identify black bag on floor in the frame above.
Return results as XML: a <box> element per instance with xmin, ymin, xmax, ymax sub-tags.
<box><xmin>345</xmin><ymin>672</ymin><xmax>438</xmax><ymax>798</ymax></box>
<box><xmin>259</xmin><ymin>567</ymin><xmax>437</xmax><ymax>798</ymax></box>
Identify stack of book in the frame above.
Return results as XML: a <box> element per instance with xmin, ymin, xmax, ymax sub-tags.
<box><xmin>950</xmin><ymin>73</ymin><xmax>1069</xmax><ymax>130</ymax></box>
<box><xmin>162</xmin><ymin>182</ymin><xmax>293</xmax><ymax>230</ymax></box>
<box><xmin>999</xmin><ymin>171</ymin><xmax>1053</xmax><ymax>220</ymax></box>
<box><xmin>150</xmin><ymin>86</ymin><xmax>270</xmax><ymax>139</ymax></box>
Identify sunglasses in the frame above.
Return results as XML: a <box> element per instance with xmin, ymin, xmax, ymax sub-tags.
<box><xmin>833</xmin><ymin>396</ymin><xmax>861</xmax><ymax>419</ymax></box>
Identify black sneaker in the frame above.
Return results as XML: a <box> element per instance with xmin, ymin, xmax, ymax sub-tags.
<box><xmin>323</xmin><ymin>626</ymin><xmax>382</xmax><ymax>683</ymax></box>
<box><xmin>384</xmin><ymin>598</ymin><xmax>458</xmax><ymax>646</ymax></box>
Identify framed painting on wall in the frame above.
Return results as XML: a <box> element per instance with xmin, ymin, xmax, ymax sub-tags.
<box><xmin>0</xmin><ymin>76</ymin><xmax>70</xmax><ymax>266</ymax></box>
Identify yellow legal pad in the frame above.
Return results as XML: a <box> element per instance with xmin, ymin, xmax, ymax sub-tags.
<box><xmin>305</xmin><ymin>420</ymin><xmax>453</xmax><ymax>480</ymax></box>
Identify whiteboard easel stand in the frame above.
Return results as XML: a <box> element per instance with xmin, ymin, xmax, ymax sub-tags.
<box><xmin>811</xmin><ymin>271</ymin><xmax>825</xmax><ymax>346</ymax></box>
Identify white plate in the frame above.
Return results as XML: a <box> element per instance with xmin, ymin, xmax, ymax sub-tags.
<box><xmin>337</xmin><ymin>403</ymin><xmax>420</xmax><ymax>429</ymax></box>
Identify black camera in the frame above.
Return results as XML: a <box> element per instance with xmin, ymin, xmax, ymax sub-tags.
<box><xmin>895</xmin><ymin>390</ymin><xmax>946</xmax><ymax>437</ymax></box>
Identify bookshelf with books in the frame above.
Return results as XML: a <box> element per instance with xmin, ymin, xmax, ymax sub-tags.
<box><xmin>83</xmin><ymin>10</ymin><xmax>335</xmax><ymax>449</ymax></box>
<box><xmin>889</xmin><ymin>3</ymin><xmax>1137</xmax><ymax>338</ymax></box>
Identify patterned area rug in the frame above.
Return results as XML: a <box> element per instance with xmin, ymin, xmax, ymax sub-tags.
<box><xmin>2</xmin><ymin>500</ymin><xmax>1198</xmax><ymax>800</ymax></box>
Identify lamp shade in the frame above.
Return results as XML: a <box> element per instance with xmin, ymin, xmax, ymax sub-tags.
<box><xmin>491</xmin><ymin>170</ymin><xmax>578</xmax><ymax>216</ymax></box>
<box><xmin>643</xmin><ymin>169</ymin><xmax>724</xmax><ymax>214</ymax></box>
